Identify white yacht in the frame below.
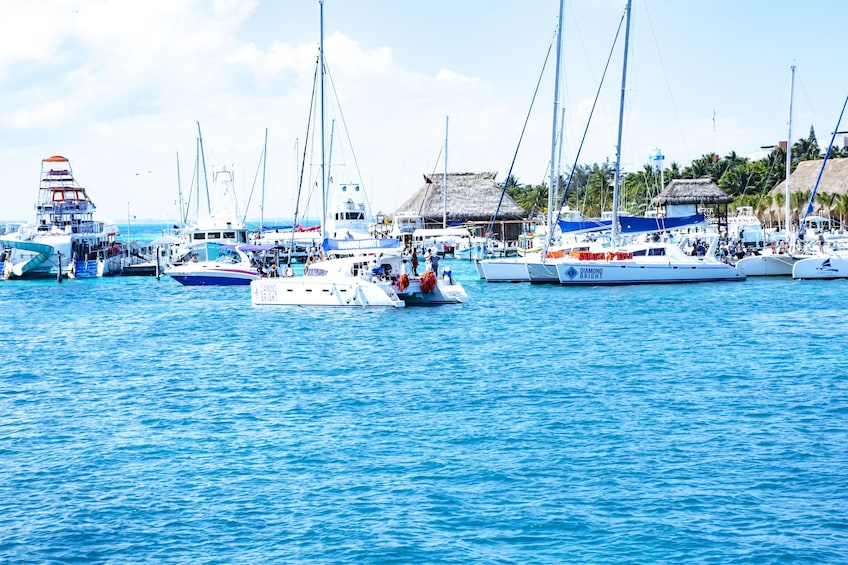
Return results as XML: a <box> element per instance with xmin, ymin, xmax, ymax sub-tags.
<box><xmin>1</xmin><ymin>155</ymin><xmax>121</xmax><ymax>280</ymax></box>
<box><xmin>164</xmin><ymin>243</ymin><xmax>266</xmax><ymax>286</ymax></box>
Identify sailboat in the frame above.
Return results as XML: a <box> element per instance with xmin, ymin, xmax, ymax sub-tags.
<box><xmin>476</xmin><ymin>0</ymin><xmax>567</xmax><ymax>284</ymax></box>
<box><xmin>792</xmin><ymin>92</ymin><xmax>848</xmax><ymax>280</ymax></box>
<box><xmin>250</xmin><ymin>0</ymin><xmax>467</xmax><ymax>307</ymax></box>
<box><xmin>736</xmin><ymin>66</ymin><xmax>812</xmax><ymax>276</ymax></box>
<box><xmin>554</xmin><ymin>0</ymin><xmax>745</xmax><ymax>286</ymax></box>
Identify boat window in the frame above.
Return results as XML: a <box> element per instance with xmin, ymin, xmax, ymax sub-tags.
<box><xmin>306</xmin><ymin>268</ymin><xmax>327</xmax><ymax>276</ymax></box>
<box><xmin>52</xmin><ymin>191</ymin><xmax>64</xmax><ymax>202</ymax></box>
<box><xmin>648</xmin><ymin>248</ymin><xmax>666</xmax><ymax>256</ymax></box>
<box><xmin>194</xmin><ymin>233</ymin><xmax>206</xmax><ymax>240</ymax></box>
<box><xmin>223</xmin><ymin>231</ymin><xmax>235</xmax><ymax>239</ymax></box>
<box><xmin>207</xmin><ymin>232</ymin><xmax>221</xmax><ymax>239</ymax></box>
<box><xmin>631</xmin><ymin>249</ymin><xmax>647</xmax><ymax>256</ymax></box>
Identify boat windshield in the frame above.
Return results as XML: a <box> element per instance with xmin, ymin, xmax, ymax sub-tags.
<box><xmin>215</xmin><ymin>250</ymin><xmax>241</xmax><ymax>263</ymax></box>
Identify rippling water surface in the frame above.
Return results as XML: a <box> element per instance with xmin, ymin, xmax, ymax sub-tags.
<box><xmin>2</xmin><ymin>246</ymin><xmax>847</xmax><ymax>563</ymax></box>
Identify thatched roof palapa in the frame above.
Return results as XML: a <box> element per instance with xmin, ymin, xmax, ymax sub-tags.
<box><xmin>651</xmin><ymin>178</ymin><xmax>732</xmax><ymax>206</ymax></box>
<box><xmin>394</xmin><ymin>172</ymin><xmax>526</xmax><ymax>222</ymax></box>
<box><xmin>769</xmin><ymin>157</ymin><xmax>848</xmax><ymax>198</ymax></box>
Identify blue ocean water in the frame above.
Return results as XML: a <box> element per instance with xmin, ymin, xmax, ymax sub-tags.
<box><xmin>2</xmin><ymin>225</ymin><xmax>847</xmax><ymax>563</ymax></box>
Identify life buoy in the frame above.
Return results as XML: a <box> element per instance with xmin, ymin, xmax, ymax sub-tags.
<box><xmin>397</xmin><ymin>273</ymin><xmax>410</xmax><ymax>291</ymax></box>
<box><xmin>420</xmin><ymin>271</ymin><xmax>437</xmax><ymax>293</ymax></box>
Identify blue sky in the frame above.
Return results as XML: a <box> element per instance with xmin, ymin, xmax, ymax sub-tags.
<box><xmin>1</xmin><ymin>0</ymin><xmax>846</xmax><ymax>223</ymax></box>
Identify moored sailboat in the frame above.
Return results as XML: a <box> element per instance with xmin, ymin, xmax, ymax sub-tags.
<box><xmin>553</xmin><ymin>0</ymin><xmax>744</xmax><ymax>286</ymax></box>
<box><xmin>249</xmin><ymin>0</ymin><xmax>467</xmax><ymax>307</ymax></box>
<box><xmin>737</xmin><ymin>66</ymin><xmax>810</xmax><ymax>276</ymax></box>
<box><xmin>791</xmin><ymin>91</ymin><xmax>848</xmax><ymax>280</ymax></box>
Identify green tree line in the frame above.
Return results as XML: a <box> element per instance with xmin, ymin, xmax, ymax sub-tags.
<box><xmin>506</xmin><ymin>125</ymin><xmax>848</xmax><ymax>227</ymax></box>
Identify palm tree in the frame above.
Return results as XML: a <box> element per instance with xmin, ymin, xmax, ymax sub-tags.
<box><xmin>791</xmin><ymin>190</ymin><xmax>811</xmax><ymax>226</ymax></box>
<box><xmin>792</xmin><ymin>126</ymin><xmax>821</xmax><ymax>162</ymax></box>
<box><xmin>772</xmin><ymin>192</ymin><xmax>786</xmax><ymax>229</ymax></box>
<box><xmin>815</xmin><ymin>192</ymin><xmax>836</xmax><ymax>219</ymax></box>
<box><xmin>833</xmin><ymin>194</ymin><xmax>848</xmax><ymax>227</ymax></box>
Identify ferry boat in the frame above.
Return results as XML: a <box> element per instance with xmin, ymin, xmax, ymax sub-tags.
<box><xmin>1</xmin><ymin>155</ymin><xmax>122</xmax><ymax>280</ymax></box>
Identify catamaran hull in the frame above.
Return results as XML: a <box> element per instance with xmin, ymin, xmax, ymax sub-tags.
<box><xmin>475</xmin><ymin>258</ymin><xmax>529</xmax><ymax>282</ymax></box>
<box><xmin>556</xmin><ymin>260</ymin><xmax>746</xmax><ymax>285</ymax></box>
<box><xmin>0</xmin><ymin>235</ymin><xmax>71</xmax><ymax>279</ymax></box>
<box><xmin>792</xmin><ymin>255</ymin><xmax>848</xmax><ymax>279</ymax></box>
<box><xmin>397</xmin><ymin>280</ymin><xmax>468</xmax><ymax>305</ymax></box>
<box><xmin>526</xmin><ymin>261</ymin><xmax>560</xmax><ymax>284</ymax></box>
<box><xmin>250</xmin><ymin>278</ymin><xmax>404</xmax><ymax>307</ymax></box>
<box><xmin>735</xmin><ymin>254</ymin><xmax>803</xmax><ymax>276</ymax></box>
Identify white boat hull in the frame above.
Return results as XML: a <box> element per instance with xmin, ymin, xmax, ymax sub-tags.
<box><xmin>167</xmin><ymin>266</ymin><xmax>260</xmax><ymax>286</ymax></box>
<box><xmin>792</xmin><ymin>255</ymin><xmax>848</xmax><ymax>279</ymax></box>
<box><xmin>397</xmin><ymin>277</ymin><xmax>468</xmax><ymax>305</ymax></box>
<box><xmin>1</xmin><ymin>233</ymin><xmax>72</xmax><ymax>279</ymax></box>
<box><xmin>556</xmin><ymin>257</ymin><xmax>746</xmax><ymax>285</ymax></box>
<box><xmin>735</xmin><ymin>253</ymin><xmax>804</xmax><ymax>276</ymax></box>
<box><xmin>251</xmin><ymin>277</ymin><xmax>404</xmax><ymax>307</ymax></box>
<box><xmin>475</xmin><ymin>258</ymin><xmax>529</xmax><ymax>282</ymax></box>
<box><xmin>526</xmin><ymin>260</ymin><xmax>559</xmax><ymax>284</ymax></box>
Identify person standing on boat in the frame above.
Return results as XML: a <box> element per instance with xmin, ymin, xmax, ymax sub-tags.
<box><xmin>427</xmin><ymin>249</ymin><xmax>439</xmax><ymax>277</ymax></box>
<box><xmin>410</xmin><ymin>247</ymin><xmax>419</xmax><ymax>277</ymax></box>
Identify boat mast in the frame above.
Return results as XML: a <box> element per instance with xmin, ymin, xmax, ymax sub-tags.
<box><xmin>610</xmin><ymin>0</ymin><xmax>632</xmax><ymax>246</ymax></box>
<box><xmin>176</xmin><ymin>151</ymin><xmax>185</xmax><ymax>230</ymax></box>
<box><xmin>319</xmin><ymin>0</ymin><xmax>327</xmax><ymax>243</ymax></box>
<box><xmin>443</xmin><ymin>115</ymin><xmax>449</xmax><ymax>229</ymax></box>
<box><xmin>197</xmin><ymin>121</ymin><xmax>211</xmax><ymax>217</ymax></box>
<box><xmin>785</xmin><ymin>65</ymin><xmax>795</xmax><ymax>237</ymax></box>
<box><xmin>548</xmin><ymin>0</ymin><xmax>564</xmax><ymax>235</ymax></box>
<box><xmin>261</xmin><ymin>127</ymin><xmax>268</xmax><ymax>235</ymax></box>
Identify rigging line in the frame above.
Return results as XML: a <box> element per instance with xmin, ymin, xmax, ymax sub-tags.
<box><xmin>183</xmin><ymin>154</ymin><xmax>197</xmax><ymax>225</ymax></box>
<box><xmin>418</xmin><ymin>146</ymin><xmax>445</xmax><ymax>218</ymax></box>
<box><xmin>485</xmin><ymin>38</ymin><xmax>555</xmax><ymax>239</ymax></box>
<box><xmin>798</xmin><ymin>92</ymin><xmax>848</xmax><ymax>235</ymax></box>
<box><xmin>640</xmin><ymin>0</ymin><xmax>689</xmax><ymax>159</ymax></box>
<box><xmin>241</xmin><ymin>139</ymin><xmax>266</xmax><ymax>225</ymax></box>
<box><xmin>794</xmin><ymin>68</ymin><xmax>819</xmax><ymax>132</ymax></box>
<box><xmin>286</xmin><ymin>55</ymin><xmax>320</xmax><ymax>266</ymax></box>
<box><xmin>542</xmin><ymin>7</ymin><xmax>626</xmax><ymax>254</ymax></box>
<box><xmin>323</xmin><ymin>60</ymin><xmax>373</xmax><ymax>218</ymax></box>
